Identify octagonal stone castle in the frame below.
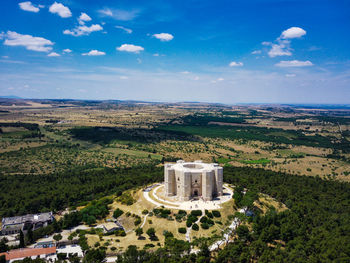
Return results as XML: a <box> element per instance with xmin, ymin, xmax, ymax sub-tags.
<box><xmin>164</xmin><ymin>160</ymin><xmax>223</xmax><ymax>201</ymax></box>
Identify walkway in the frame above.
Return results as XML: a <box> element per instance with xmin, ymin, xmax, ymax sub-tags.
<box><xmin>143</xmin><ymin>183</ymin><xmax>233</xmax><ymax>211</ymax></box>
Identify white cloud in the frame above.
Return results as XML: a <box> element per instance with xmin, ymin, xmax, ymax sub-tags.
<box><xmin>49</xmin><ymin>2</ymin><xmax>72</xmax><ymax>18</ymax></box>
<box><xmin>229</xmin><ymin>61</ymin><xmax>243</xmax><ymax>67</ymax></box>
<box><xmin>82</xmin><ymin>50</ymin><xmax>106</xmax><ymax>56</ymax></box>
<box><xmin>285</xmin><ymin>74</ymin><xmax>296</xmax><ymax>77</ymax></box>
<box><xmin>3</xmin><ymin>31</ymin><xmax>53</xmax><ymax>52</ymax></box>
<box><xmin>78</xmin><ymin>12</ymin><xmax>92</xmax><ymax>25</ymax></box>
<box><xmin>153</xmin><ymin>53</ymin><xmax>160</xmax><ymax>57</ymax></box>
<box><xmin>19</xmin><ymin>1</ymin><xmax>40</xmax><ymax>12</ymax></box>
<box><xmin>99</xmin><ymin>8</ymin><xmax>113</xmax><ymax>16</ymax></box>
<box><xmin>268</xmin><ymin>41</ymin><xmax>292</xmax><ymax>57</ymax></box>
<box><xmin>120</xmin><ymin>76</ymin><xmax>128</xmax><ymax>80</ymax></box>
<box><xmin>264</xmin><ymin>27</ymin><xmax>307</xmax><ymax>58</ymax></box>
<box><xmin>281</xmin><ymin>27</ymin><xmax>306</xmax><ymax>39</ymax></box>
<box><xmin>99</xmin><ymin>8</ymin><xmax>139</xmax><ymax>21</ymax></box>
<box><xmin>0</xmin><ymin>59</ymin><xmax>26</xmax><ymax>64</ymax></box>
<box><xmin>115</xmin><ymin>25</ymin><xmax>132</xmax><ymax>34</ymax></box>
<box><xmin>276</xmin><ymin>60</ymin><xmax>313</xmax><ymax>67</ymax></box>
<box><xmin>180</xmin><ymin>71</ymin><xmax>190</xmax><ymax>74</ymax></box>
<box><xmin>153</xmin><ymin>33</ymin><xmax>174</xmax><ymax>41</ymax></box>
<box><xmin>117</xmin><ymin>44</ymin><xmax>144</xmax><ymax>53</ymax></box>
<box><xmin>211</xmin><ymin>77</ymin><xmax>225</xmax><ymax>83</ymax></box>
<box><xmin>137</xmin><ymin>58</ymin><xmax>142</xmax><ymax>64</ymax></box>
<box><xmin>47</xmin><ymin>52</ymin><xmax>60</xmax><ymax>57</ymax></box>
<box><xmin>63</xmin><ymin>24</ymin><xmax>103</xmax><ymax>36</ymax></box>
<box><xmin>63</xmin><ymin>48</ymin><xmax>72</xmax><ymax>53</ymax></box>
<box><xmin>251</xmin><ymin>50</ymin><xmax>261</xmax><ymax>54</ymax></box>
<box><xmin>194</xmin><ymin>76</ymin><xmax>200</xmax><ymax>80</ymax></box>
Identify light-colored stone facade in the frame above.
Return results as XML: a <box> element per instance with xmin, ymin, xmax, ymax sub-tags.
<box><xmin>164</xmin><ymin>160</ymin><xmax>223</xmax><ymax>201</ymax></box>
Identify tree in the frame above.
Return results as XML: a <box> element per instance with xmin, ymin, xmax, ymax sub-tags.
<box><xmin>0</xmin><ymin>255</ymin><xmax>5</xmax><ymax>263</ymax></box>
<box><xmin>19</xmin><ymin>230</ymin><xmax>25</xmax><ymax>248</ymax></box>
<box><xmin>236</xmin><ymin>225</ymin><xmax>250</xmax><ymax>242</ymax></box>
<box><xmin>197</xmin><ymin>241</ymin><xmax>210</xmax><ymax>263</ymax></box>
<box><xmin>233</xmin><ymin>186</ymin><xmax>244</xmax><ymax>207</ymax></box>
<box><xmin>178</xmin><ymin>227</ymin><xmax>186</xmax><ymax>234</ymax></box>
<box><xmin>0</xmin><ymin>238</ymin><xmax>8</xmax><ymax>253</ymax></box>
<box><xmin>241</xmin><ymin>190</ymin><xmax>258</xmax><ymax>210</ymax></box>
<box><xmin>113</xmin><ymin>208</ymin><xmax>124</xmax><ymax>218</ymax></box>
<box><xmin>135</xmin><ymin>227</ymin><xmax>143</xmax><ymax>236</ymax></box>
<box><xmin>53</xmin><ymin>233</ymin><xmax>63</xmax><ymax>242</ymax></box>
<box><xmin>146</xmin><ymin>228</ymin><xmax>158</xmax><ymax>241</ymax></box>
<box><xmin>83</xmin><ymin>248</ymin><xmax>106</xmax><ymax>263</ymax></box>
<box><xmin>192</xmin><ymin>223</ymin><xmax>199</xmax><ymax>231</ymax></box>
<box><xmin>27</xmin><ymin>228</ymin><xmax>34</xmax><ymax>244</ymax></box>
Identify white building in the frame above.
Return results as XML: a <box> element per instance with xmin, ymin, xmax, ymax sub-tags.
<box><xmin>164</xmin><ymin>160</ymin><xmax>223</xmax><ymax>201</ymax></box>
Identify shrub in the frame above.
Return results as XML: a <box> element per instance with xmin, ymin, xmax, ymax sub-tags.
<box><xmin>200</xmin><ymin>216</ymin><xmax>208</xmax><ymax>223</ymax></box>
<box><xmin>134</xmin><ymin>218</ymin><xmax>141</xmax><ymax>226</ymax></box>
<box><xmin>135</xmin><ymin>228</ymin><xmax>143</xmax><ymax>236</ymax></box>
<box><xmin>113</xmin><ymin>208</ymin><xmax>124</xmax><ymax>218</ymax></box>
<box><xmin>191</xmin><ymin>210</ymin><xmax>202</xmax><ymax>217</ymax></box>
<box><xmin>186</xmin><ymin>220</ymin><xmax>193</xmax><ymax>228</ymax></box>
<box><xmin>192</xmin><ymin>223</ymin><xmax>199</xmax><ymax>231</ymax></box>
<box><xmin>117</xmin><ymin>192</ymin><xmax>135</xmax><ymax>206</ymax></box>
<box><xmin>178</xmin><ymin>227</ymin><xmax>187</xmax><ymax>234</ymax></box>
<box><xmin>206</xmin><ymin>212</ymin><xmax>213</xmax><ymax>218</ymax></box>
<box><xmin>146</xmin><ymin>228</ymin><xmax>158</xmax><ymax>241</ymax></box>
<box><xmin>142</xmin><ymin>209</ymin><xmax>149</xmax><ymax>215</ymax></box>
<box><xmin>201</xmin><ymin>223</ymin><xmax>209</xmax><ymax>229</ymax></box>
<box><xmin>176</xmin><ymin>214</ymin><xmax>183</xmax><ymax>221</ymax></box>
<box><xmin>212</xmin><ymin>210</ymin><xmax>221</xmax><ymax>218</ymax></box>
<box><xmin>144</xmin><ymin>243</ymin><xmax>155</xmax><ymax>249</ymax></box>
<box><xmin>163</xmin><ymin>230</ymin><xmax>174</xmax><ymax>238</ymax></box>
<box><xmin>207</xmin><ymin>218</ymin><xmax>215</xmax><ymax>226</ymax></box>
<box><xmin>115</xmin><ymin>230</ymin><xmax>126</xmax><ymax>236</ymax></box>
<box><xmin>187</xmin><ymin>214</ymin><xmax>198</xmax><ymax>224</ymax></box>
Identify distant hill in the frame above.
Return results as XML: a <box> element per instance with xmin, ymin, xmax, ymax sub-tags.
<box><xmin>0</xmin><ymin>95</ymin><xmax>23</xmax><ymax>99</ymax></box>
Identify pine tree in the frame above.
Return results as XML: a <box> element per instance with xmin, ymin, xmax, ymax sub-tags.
<box><xmin>19</xmin><ymin>230</ymin><xmax>25</xmax><ymax>248</ymax></box>
<box><xmin>27</xmin><ymin>227</ymin><xmax>34</xmax><ymax>244</ymax></box>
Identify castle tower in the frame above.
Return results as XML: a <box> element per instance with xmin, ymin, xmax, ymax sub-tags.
<box><xmin>164</xmin><ymin>160</ymin><xmax>223</xmax><ymax>201</ymax></box>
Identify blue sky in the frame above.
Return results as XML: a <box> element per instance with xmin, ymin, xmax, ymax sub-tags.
<box><xmin>0</xmin><ymin>0</ymin><xmax>349</xmax><ymax>103</ymax></box>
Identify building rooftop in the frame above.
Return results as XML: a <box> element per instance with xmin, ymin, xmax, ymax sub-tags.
<box><xmin>0</xmin><ymin>246</ymin><xmax>56</xmax><ymax>261</ymax></box>
<box><xmin>2</xmin><ymin>212</ymin><xmax>53</xmax><ymax>226</ymax></box>
<box><xmin>167</xmin><ymin>160</ymin><xmax>220</xmax><ymax>172</ymax></box>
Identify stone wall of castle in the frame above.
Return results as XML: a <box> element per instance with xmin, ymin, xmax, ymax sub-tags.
<box><xmin>164</xmin><ymin>160</ymin><xmax>223</xmax><ymax>201</ymax></box>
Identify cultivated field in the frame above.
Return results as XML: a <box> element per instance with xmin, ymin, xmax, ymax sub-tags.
<box><xmin>1</xmin><ymin>99</ymin><xmax>349</xmax><ymax>181</ymax></box>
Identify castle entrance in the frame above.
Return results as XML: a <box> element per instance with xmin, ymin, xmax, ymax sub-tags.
<box><xmin>192</xmin><ymin>188</ymin><xmax>200</xmax><ymax>200</ymax></box>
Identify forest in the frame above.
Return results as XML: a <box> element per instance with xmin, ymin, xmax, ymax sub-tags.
<box><xmin>114</xmin><ymin>167</ymin><xmax>350</xmax><ymax>262</ymax></box>
<box><xmin>0</xmin><ymin>165</ymin><xmax>163</xmax><ymax>217</ymax></box>
<box><xmin>1</xmin><ymin>165</ymin><xmax>349</xmax><ymax>262</ymax></box>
